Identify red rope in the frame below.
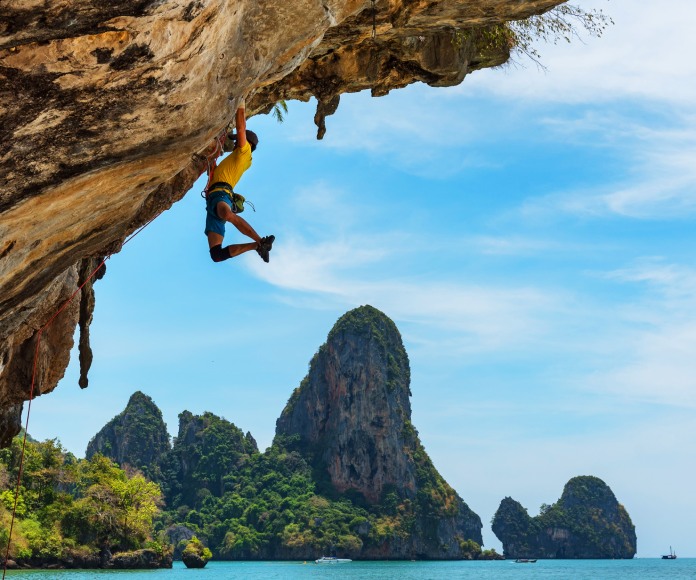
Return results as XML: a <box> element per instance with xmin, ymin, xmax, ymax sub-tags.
<box><xmin>2</xmin><ymin>216</ymin><xmax>156</xmax><ymax>577</ymax></box>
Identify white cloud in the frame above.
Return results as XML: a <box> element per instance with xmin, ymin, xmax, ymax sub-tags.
<box><xmin>471</xmin><ymin>234</ymin><xmax>587</xmax><ymax>256</ymax></box>
<box><xmin>288</xmin><ymin>89</ymin><xmax>501</xmax><ymax>179</ymax></box>
<box><xmin>247</xmin><ymin>220</ymin><xmax>570</xmax><ymax>356</ymax></box>
<box><xmin>461</xmin><ymin>0</ymin><xmax>696</xmax><ymax>106</ymax></box>
<box><xmin>517</xmin><ymin>110</ymin><xmax>696</xmax><ymax>219</ymax></box>
<box><xmin>292</xmin><ymin>180</ymin><xmax>364</xmax><ymax>231</ymax></box>
<box><xmin>579</xmin><ymin>260</ymin><xmax>696</xmax><ymax>408</ymax></box>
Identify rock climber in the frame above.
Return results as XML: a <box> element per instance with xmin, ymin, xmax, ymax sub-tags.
<box><xmin>204</xmin><ymin>99</ymin><xmax>275</xmax><ymax>263</ymax></box>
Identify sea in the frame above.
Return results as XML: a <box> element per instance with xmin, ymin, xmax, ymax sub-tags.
<box><xmin>3</xmin><ymin>559</ymin><xmax>695</xmax><ymax>580</ymax></box>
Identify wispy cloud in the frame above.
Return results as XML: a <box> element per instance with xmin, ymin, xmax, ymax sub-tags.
<box><xmin>470</xmin><ymin>234</ymin><xmax>590</xmax><ymax>256</ymax></box>
<box><xmin>248</xmin><ymin>193</ymin><xmax>572</xmax><ymax>356</ymax></box>
<box><xmin>288</xmin><ymin>89</ymin><xmax>501</xmax><ymax>179</ymax></box>
<box><xmin>460</xmin><ymin>0</ymin><xmax>696</xmax><ymax>106</ymax></box>
<box><xmin>517</xmin><ymin>110</ymin><xmax>696</xmax><ymax>220</ymax></box>
<box><xmin>579</xmin><ymin>259</ymin><xmax>696</xmax><ymax>408</ymax></box>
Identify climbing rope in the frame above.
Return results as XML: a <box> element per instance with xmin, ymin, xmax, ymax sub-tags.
<box><xmin>200</xmin><ymin>126</ymin><xmax>231</xmax><ymax>198</ymax></box>
<box><xmin>371</xmin><ymin>0</ymin><xmax>377</xmax><ymax>39</ymax></box>
<box><xmin>1</xmin><ymin>215</ymin><xmax>157</xmax><ymax>578</ymax></box>
<box><xmin>3</xmin><ymin>129</ymin><xmax>238</xmax><ymax>574</ymax></box>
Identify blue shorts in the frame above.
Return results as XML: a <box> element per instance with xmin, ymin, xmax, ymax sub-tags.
<box><xmin>204</xmin><ymin>191</ymin><xmax>233</xmax><ymax>236</ymax></box>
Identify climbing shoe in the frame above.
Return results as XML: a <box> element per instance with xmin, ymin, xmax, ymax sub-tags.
<box><xmin>256</xmin><ymin>235</ymin><xmax>275</xmax><ymax>263</ymax></box>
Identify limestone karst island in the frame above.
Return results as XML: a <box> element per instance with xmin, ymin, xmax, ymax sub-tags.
<box><xmin>0</xmin><ymin>0</ymin><xmax>631</xmax><ymax>570</ymax></box>
<box><xmin>0</xmin><ymin>307</ymin><xmax>636</xmax><ymax>567</ymax></box>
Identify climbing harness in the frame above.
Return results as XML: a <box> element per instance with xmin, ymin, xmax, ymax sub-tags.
<box><xmin>198</xmin><ymin>128</ymin><xmax>256</xmax><ymax>213</ymax></box>
<box><xmin>1</xmin><ymin>215</ymin><xmax>157</xmax><ymax>579</ymax></box>
<box><xmin>207</xmin><ymin>182</ymin><xmax>255</xmax><ymax>214</ymax></box>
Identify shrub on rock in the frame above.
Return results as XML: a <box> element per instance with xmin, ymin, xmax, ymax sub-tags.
<box><xmin>182</xmin><ymin>537</ymin><xmax>212</xmax><ymax>569</ymax></box>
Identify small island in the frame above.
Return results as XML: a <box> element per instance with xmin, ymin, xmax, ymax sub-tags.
<box><xmin>182</xmin><ymin>537</ymin><xmax>212</xmax><ymax>568</ymax></box>
<box><xmin>492</xmin><ymin>476</ymin><xmax>636</xmax><ymax>559</ymax></box>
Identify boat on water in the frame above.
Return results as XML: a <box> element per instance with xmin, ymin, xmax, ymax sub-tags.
<box><xmin>315</xmin><ymin>556</ymin><xmax>353</xmax><ymax>564</ymax></box>
<box><xmin>661</xmin><ymin>546</ymin><xmax>677</xmax><ymax>559</ymax></box>
<box><xmin>514</xmin><ymin>558</ymin><xmax>537</xmax><ymax>563</ymax></box>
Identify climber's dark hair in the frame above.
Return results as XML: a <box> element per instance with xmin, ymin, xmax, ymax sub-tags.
<box><xmin>246</xmin><ymin>130</ymin><xmax>258</xmax><ymax>152</ymax></box>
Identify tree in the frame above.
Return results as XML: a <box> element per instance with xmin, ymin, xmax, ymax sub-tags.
<box><xmin>509</xmin><ymin>3</ymin><xmax>613</xmax><ymax>66</ymax></box>
<box><xmin>65</xmin><ymin>454</ymin><xmax>162</xmax><ymax>550</ymax></box>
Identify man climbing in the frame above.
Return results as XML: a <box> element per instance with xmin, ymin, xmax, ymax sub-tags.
<box><xmin>205</xmin><ymin>99</ymin><xmax>275</xmax><ymax>263</ymax></box>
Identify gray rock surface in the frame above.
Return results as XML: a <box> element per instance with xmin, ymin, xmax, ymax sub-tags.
<box><xmin>276</xmin><ymin>305</ymin><xmax>483</xmax><ymax>558</ymax></box>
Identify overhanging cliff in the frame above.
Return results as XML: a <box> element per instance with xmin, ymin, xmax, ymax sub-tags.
<box><xmin>0</xmin><ymin>0</ymin><xmax>564</xmax><ymax>444</ymax></box>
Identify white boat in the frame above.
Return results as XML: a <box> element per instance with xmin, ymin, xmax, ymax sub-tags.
<box><xmin>315</xmin><ymin>556</ymin><xmax>352</xmax><ymax>564</ymax></box>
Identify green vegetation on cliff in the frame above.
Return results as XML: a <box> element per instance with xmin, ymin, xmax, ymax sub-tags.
<box><xmin>159</xmin><ymin>432</ymin><xmax>372</xmax><ymax>559</ymax></box>
<box><xmin>159</xmin><ymin>410</ymin><xmax>257</xmax><ymax>508</ymax></box>
<box><xmin>327</xmin><ymin>305</ymin><xmax>411</xmax><ymax>394</ymax></box>
<box><xmin>272</xmin><ymin>305</ymin><xmax>482</xmax><ymax>558</ymax></box>
<box><xmin>9</xmin><ymin>414</ymin><xmax>633</xmax><ymax>564</ymax></box>
<box><xmin>158</xmin><ymin>420</ymin><xmax>482</xmax><ymax>560</ymax></box>
<box><xmin>182</xmin><ymin>536</ymin><xmax>212</xmax><ymax>568</ymax></box>
<box><xmin>86</xmin><ymin>391</ymin><xmax>171</xmax><ymax>482</ymax></box>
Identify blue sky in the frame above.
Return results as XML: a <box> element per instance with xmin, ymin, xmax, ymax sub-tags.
<box><xmin>27</xmin><ymin>0</ymin><xmax>696</xmax><ymax>558</ymax></box>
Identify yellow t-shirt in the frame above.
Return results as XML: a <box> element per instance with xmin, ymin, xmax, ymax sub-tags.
<box><xmin>212</xmin><ymin>142</ymin><xmax>252</xmax><ymax>188</ymax></box>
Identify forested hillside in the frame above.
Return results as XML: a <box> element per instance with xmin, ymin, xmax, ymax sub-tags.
<box><xmin>0</xmin><ymin>436</ymin><xmax>170</xmax><ymax>568</ymax></box>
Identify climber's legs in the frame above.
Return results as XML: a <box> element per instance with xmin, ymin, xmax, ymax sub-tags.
<box><xmin>216</xmin><ymin>201</ymin><xmax>261</xmax><ymax>243</ymax></box>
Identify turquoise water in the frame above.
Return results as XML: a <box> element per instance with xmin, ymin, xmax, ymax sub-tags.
<box><xmin>4</xmin><ymin>559</ymin><xmax>695</xmax><ymax>580</ymax></box>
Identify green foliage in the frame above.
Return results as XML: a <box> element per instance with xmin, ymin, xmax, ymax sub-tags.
<box><xmin>1</xmin><ymin>400</ymin><xmax>481</xmax><ymax>563</ymax></box>
<box><xmin>480</xmin><ymin>547</ymin><xmax>503</xmax><ymax>560</ymax></box>
<box><xmin>326</xmin><ymin>306</ymin><xmax>411</xmax><ymax>395</ymax></box>
<box><xmin>458</xmin><ymin>538</ymin><xmax>481</xmax><ymax>559</ymax></box>
<box><xmin>162</xmin><ymin>435</ymin><xmax>397</xmax><ymax>559</ymax></box>
<box><xmin>86</xmin><ymin>391</ymin><xmax>171</xmax><ymax>482</ymax></box>
<box><xmin>183</xmin><ymin>536</ymin><xmax>212</xmax><ymax>561</ymax></box>
<box><xmin>0</xmin><ymin>436</ymin><xmax>163</xmax><ymax>564</ymax></box>
<box><xmin>491</xmin><ymin>497</ymin><xmax>540</xmax><ymax>557</ymax></box>
<box><xmin>271</xmin><ymin>101</ymin><xmax>289</xmax><ymax>123</ymax></box>
<box><xmin>161</xmin><ymin>411</ymin><xmax>255</xmax><ymax>507</ymax></box>
<box><xmin>452</xmin><ymin>4</ymin><xmax>613</xmax><ymax>69</ymax></box>
<box><xmin>160</xmin><ymin>420</ymin><xmax>479</xmax><ymax>559</ymax></box>
<box><xmin>508</xmin><ymin>4</ymin><xmax>613</xmax><ymax>66</ymax></box>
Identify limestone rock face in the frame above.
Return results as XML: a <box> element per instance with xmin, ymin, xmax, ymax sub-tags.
<box><xmin>0</xmin><ymin>0</ymin><xmax>564</xmax><ymax>444</ymax></box>
<box><xmin>276</xmin><ymin>305</ymin><xmax>482</xmax><ymax>557</ymax></box>
<box><xmin>181</xmin><ymin>552</ymin><xmax>207</xmax><ymax>568</ymax></box>
<box><xmin>277</xmin><ymin>305</ymin><xmax>414</xmax><ymax>502</ymax></box>
<box><xmin>85</xmin><ymin>390</ymin><xmax>171</xmax><ymax>480</ymax></box>
<box><xmin>492</xmin><ymin>476</ymin><xmax>637</xmax><ymax>559</ymax></box>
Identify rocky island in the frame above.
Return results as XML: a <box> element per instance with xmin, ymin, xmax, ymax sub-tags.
<box><xmin>0</xmin><ymin>307</ymin><xmax>636</xmax><ymax>565</ymax></box>
<box><xmin>492</xmin><ymin>476</ymin><xmax>637</xmax><ymax>559</ymax></box>
<box><xmin>91</xmin><ymin>306</ymin><xmax>486</xmax><ymax>560</ymax></box>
